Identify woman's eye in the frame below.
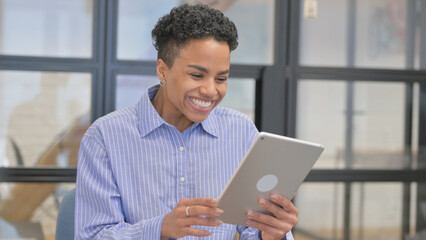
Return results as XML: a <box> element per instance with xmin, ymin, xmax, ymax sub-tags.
<box><xmin>190</xmin><ymin>73</ymin><xmax>203</xmax><ymax>78</ymax></box>
<box><xmin>217</xmin><ymin>77</ymin><xmax>228</xmax><ymax>82</ymax></box>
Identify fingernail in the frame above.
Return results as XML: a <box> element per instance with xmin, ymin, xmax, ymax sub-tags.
<box><xmin>271</xmin><ymin>194</ymin><xmax>279</xmax><ymax>201</ymax></box>
<box><xmin>215</xmin><ymin>208</ymin><xmax>224</xmax><ymax>215</ymax></box>
<box><xmin>215</xmin><ymin>219</ymin><xmax>223</xmax><ymax>225</ymax></box>
<box><xmin>247</xmin><ymin>211</ymin><xmax>255</xmax><ymax>218</ymax></box>
<box><xmin>259</xmin><ymin>199</ymin><xmax>266</xmax><ymax>206</ymax></box>
<box><xmin>203</xmin><ymin>231</ymin><xmax>212</xmax><ymax>236</ymax></box>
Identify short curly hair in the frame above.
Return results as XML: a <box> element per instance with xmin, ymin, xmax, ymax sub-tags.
<box><xmin>152</xmin><ymin>4</ymin><xmax>238</xmax><ymax>67</ymax></box>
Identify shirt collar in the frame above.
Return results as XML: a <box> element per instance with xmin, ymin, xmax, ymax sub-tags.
<box><xmin>137</xmin><ymin>84</ymin><xmax>219</xmax><ymax>138</ymax></box>
<box><xmin>137</xmin><ymin>85</ymin><xmax>166</xmax><ymax>138</ymax></box>
<box><xmin>199</xmin><ymin>109</ymin><xmax>218</xmax><ymax>138</ymax></box>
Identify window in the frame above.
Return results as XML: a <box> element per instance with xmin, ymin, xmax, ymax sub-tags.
<box><xmin>1</xmin><ymin>1</ymin><xmax>426</xmax><ymax>239</ymax></box>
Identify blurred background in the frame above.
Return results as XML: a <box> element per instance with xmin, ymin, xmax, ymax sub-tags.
<box><xmin>0</xmin><ymin>0</ymin><xmax>425</xmax><ymax>239</ymax></box>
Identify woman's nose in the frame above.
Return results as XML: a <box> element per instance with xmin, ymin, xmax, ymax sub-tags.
<box><xmin>200</xmin><ymin>79</ymin><xmax>216</xmax><ymax>97</ymax></box>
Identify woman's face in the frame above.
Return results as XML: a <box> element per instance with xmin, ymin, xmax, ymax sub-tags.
<box><xmin>157</xmin><ymin>38</ymin><xmax>230</xmax><ymax>126</ymax></box>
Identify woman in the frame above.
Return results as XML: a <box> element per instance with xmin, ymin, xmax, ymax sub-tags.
<box><xmin>75</xmin><ymin>4</ymin><xmax>298</xmax><ymax>240</ymax></box>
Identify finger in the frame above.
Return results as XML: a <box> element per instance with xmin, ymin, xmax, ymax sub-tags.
<box><xmin>182</xmin><ymin>205</ymin><xmax>223</xmax><ymax>217</ymax></box>
<box><xmin>245</xmin><ymin>219</ymin><xmax>290</xmax><ymax>239</ymax></box>
<box><xmin>246</xmin><ymin>210</ymin><xmax>284</xmax><ymax>229</ymax></box>
<box><xmin>270</xmin><ymin>194</ymin><xmax>299</xmax><ymax>215</ymax></box>
<box><xmin>257</xmin><ymin>198</ymin><xmax>288</xmax><ymax>220</ymax></box>
<box><xmin>257</xmin><ymin>198</ymin><xmax>298</xmax><ymax>225</ymax></box>
<box><xmin>179</xmin><ymin>198</ymin><xmax>218</xmax><ymax>207</ymax></box>
<box><xmin>179</xmin><ymin>216</ymin><xmax>223</xmax><ymax>227</ymax></box>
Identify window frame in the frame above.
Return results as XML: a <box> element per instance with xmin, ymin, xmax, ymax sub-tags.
<box><xmin>1</xmin><ymin>1</ymin><xmax>426</xmax><ymax>239</ymax></box>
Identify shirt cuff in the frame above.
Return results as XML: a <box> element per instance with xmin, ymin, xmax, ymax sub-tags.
<box><xmin>141</xmin><ymin>214</ymin><xmax>166</xmax><ymax>239</ymax></box>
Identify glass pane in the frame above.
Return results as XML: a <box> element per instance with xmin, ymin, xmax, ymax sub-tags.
<box><xmin>117</xmin><ymin>0</ymin><xmax>274</xmax><ymax>65</ymax></box>
<box><xmin>220</xmin><ymin>78</ymin><xmax>256</xmax><ymax>121</ymax></box>
<box><xmin>300</xmin><ymin>0</ymin><xmax>410</xmax><ymax>69</ymax></box>
<box><xmin>115</xmin><ymin>75</ymin><xmax>158</xmax><ymax>110</ymax></box>
<box><xmin>116</xmin><ymin>75</ymin><xmax>256</xmax><ymax>121</ymax></box>
<box><xmin>0</xmin><ymin>183</ymin><xmax>75</xmax><ymax>240</ymax></box>
<box><xmin>297</xmin><ymin>80</ymin><xmax>346</xmax><ymax>168</ymax></box>
<box><xmin>0</xmin><ymin>0</ymin><xmax>93</xmax><ymax>58</ymax></box>
<box><xmin>0</xmin><ymin>71</ymin><xmax>91</xmax><ymax>167</ymax></box>
<box><xmin>410</xmin><ymin>182</ymin><xmax>426</xmax><ymax>239</ymax></box>
<box><xmin>294</xmin><ymin>183</ymin><xmax>345</xmax><ymax>240</ymax></box>
<box><xmin>354</xmin><ymin>0</ymin><xmax>407</xmax><ymax>69</ymax></box>
<box><xmin>117</xmin><ymin>1</ymin><xmax>175</xmax><ymax>61</ymax></box>
<box><xmin>295</xmin><ymin>182</ymin><xmax>426</xmax><ymax>240</ymax></box>
<box><xmin>299</xmin><ymin>0</ymin><xmax>349</xmax><ymax>67</ymax></box>
<box><xmin>221</xmin><ymin>0</ymin><xmax>274</xmax><ymax>65</ymax></box>
<box><xmin>350</xmin><ymin>183</ymin><xmax>402</xmax><ymax>239</ymax></box>
<box><xmin>352</xmin><ymin>82</ymin><xmax>407</xmax><ymax>169</ymax></box>
<box><xmin>297</xmin><ymin>80</ymin><xmax>408</xmax><ymax>169</ymax></box>
<box><xmin>412</xmin><ymin>83</ymin><xmax>420</xmax><ymax>169</ymax></box>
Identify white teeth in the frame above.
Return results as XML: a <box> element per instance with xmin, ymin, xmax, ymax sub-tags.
<box><xmin>190</xmin><ymin>97</ymin><xmax>212</xmax><ymax>108</ymax></box>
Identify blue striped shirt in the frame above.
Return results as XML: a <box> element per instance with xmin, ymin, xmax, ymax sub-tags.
<box><xmin>75</xmin><ymin>85</ymin><xmax>294</xmax><ymax>240</ymax></box>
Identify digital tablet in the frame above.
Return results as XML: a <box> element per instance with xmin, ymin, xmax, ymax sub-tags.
<box><xmin>215</xmin><ymin>132</ymin><xmax>324</xmax><ymax>226</ymax></box>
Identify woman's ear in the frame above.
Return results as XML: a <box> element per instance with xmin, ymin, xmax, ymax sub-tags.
<box><xmin>156</xmin><ymin>59</ymin><xmax>169</xmax><ymax>80</ymax></box>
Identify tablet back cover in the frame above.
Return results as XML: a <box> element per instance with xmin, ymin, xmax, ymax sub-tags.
<box><xmin>216</xmin><ymin>132</ymin><xmax>324</xmax><ymax>226</ymax></box>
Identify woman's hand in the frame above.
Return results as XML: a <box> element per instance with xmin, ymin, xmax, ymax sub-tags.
<box><xmin>245</xmin><ymin>194</ymin><xmax>299</xmax><ymax>240</ymax></box>
<box><xmin>161</xmin><ymin>198</ymin><xmax>224</xmax><ymax>239</ymax></box>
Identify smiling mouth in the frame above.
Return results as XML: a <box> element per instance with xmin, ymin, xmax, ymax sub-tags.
<box><xmin>189</xmin><ymin>97</ymin><xmax>213</xmax><ymax>108</ymax></box>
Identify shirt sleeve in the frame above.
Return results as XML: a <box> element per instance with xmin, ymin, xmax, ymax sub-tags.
<box><xmin>237</xmin><ymin>226</ymin><xmax>261</xmax><ymax>240</ymax></box>
<box><xmin>75</xmin><ymin>128</ymin><xmax>165</xmax><ymax>240</ymax></box>
<box><xmin>237</xmin><ymin>226</ymin><xmax>293</xmax><ymax>240</ymax></box>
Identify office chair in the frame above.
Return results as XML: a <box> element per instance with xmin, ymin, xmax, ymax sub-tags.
<box><xmin>55</xmin><ymin>188</ymin><xmax>75</xmax><ymax>240</ymax></box>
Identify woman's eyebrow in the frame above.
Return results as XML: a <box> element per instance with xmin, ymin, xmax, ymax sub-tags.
<box><xmin>188</xmin><ymin>65</ymin><xmax>230</xmax><ymax>75</ymax></box>
<box><xmin>188</xmin><ymin>65</ymin><xmax>208</xmax><ymax>73</ymax></box>
<box><xmin>218</xmin><ymin>69</ymin><xmax>230</xmax><ymax>75</ymax></box>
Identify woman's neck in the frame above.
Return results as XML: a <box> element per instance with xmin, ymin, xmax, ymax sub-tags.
<box><xmin>152</xmin><ymin>87</ymin><xmax>193</xmax><ymax>132</ymax></box>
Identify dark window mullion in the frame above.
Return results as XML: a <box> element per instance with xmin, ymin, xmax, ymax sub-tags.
<box><xmin>296</xmin><ymin>66</ymin><xmax>426</xmax><ymax>83</ymax></box>
<box><xmin>417</xmin><ymin>0</ymin><xmax>426</xmax><ymax>232</ymax></box>
<box><xmin>110</xmin><ymin>61</ymin><xmax>265</xmax><ymax>79</ymax></box>
<box><xmin>3</xmin><ymin>168</ymin><xmax>426</xmax><ymax>183</ymax></box>
<box><xmin>260</xmin><ymin>0</ymin><xmax>291</xmax><ymax>135</ymax></box>
<box><xmin>285</xmin><ymin>0</ymin><xmax>300</xmax><ymax>138</ymax></box>
<box><xmin>402</xmin><ymin>0</ymin><xmax>417</xmax><ymax>237</ymax></box>
<box><xmin>0</xmin><ymin>56</ymin><xmax>96</xmax><ymax>72</ymax></box>
<box><xmin>92</xmin><ymin>0</ymin><xmax>108</xmax><ymax>121</ymax></box>
<box><xmin>343</xmin><ymin>1</ymin><xmax>357</xmax><ymax>239</ymax></box>
<box><xmin>103</xmin><ymin>0</ymin><xmax>119</xmax><ymax>115</ymax></box>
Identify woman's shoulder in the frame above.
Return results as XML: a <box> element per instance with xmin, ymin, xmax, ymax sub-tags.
<box><xmin>212</xmin><ymin>106</ymin><xmax>253</xmax><ymax>122</ymax></box>
<box><xmin>211</xmin><ymin>106</ymin><xmax>258</xmax><ymax>147</ymax></box>
<box><xmin>211</xmin><ymin>106</ymin><xmax>256</xmax><ymax>132</ymax></box>
<box><xmin>87</xmin><ymin>105</ymin><xmax>138</xmax><ymax>134</ymax></box>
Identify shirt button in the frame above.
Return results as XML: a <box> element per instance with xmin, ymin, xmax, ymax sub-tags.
<box><xmin>180</xmin><ymin>177</ymin><xmax>185</xmax><ymax>182</ymax></box>
<box><xmin>179</xmin><ymin>146</ymin><xmax>185</xmax><ymax>152</ymax></box>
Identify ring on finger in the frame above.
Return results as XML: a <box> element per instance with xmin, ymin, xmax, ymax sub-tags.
<box><xmin>185</xmin><ymin>206</ymin><xmax>190</xmax><ymax>217</ymax></box>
